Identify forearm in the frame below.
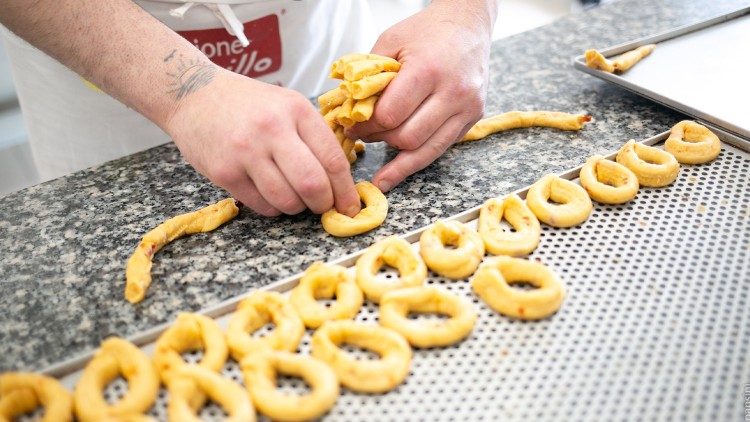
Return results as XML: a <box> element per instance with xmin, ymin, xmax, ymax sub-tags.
<box><xmin>0</xmin><ymin>0</ymin><xmax>214</xmax><ymax>130</ymax></box>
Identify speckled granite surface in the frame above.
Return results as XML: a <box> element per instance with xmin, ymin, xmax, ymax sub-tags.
<box><xmin>0</xmin><ymin>0</ymin><xmax>746</xmax><ymax>371</ymax></box>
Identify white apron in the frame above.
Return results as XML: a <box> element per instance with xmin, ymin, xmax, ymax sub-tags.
<box><xmin>1</xmin><ymin>0</ymin><xmax>375</xmax><ymax>181</ymax></box>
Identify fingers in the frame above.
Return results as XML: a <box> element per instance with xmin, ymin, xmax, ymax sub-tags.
<box><xmin>218</xmin><ymin>170</ymin><xmax>280</xmax><ymax>217</ymax></box>
<box><xmin>245</xmin><ymin>156</ymin><xmax>307</xmax><ymax>215</ymax></box>
<box><xmin>357</xmin><ymin>95</ymin><xmax>452</xmax><ymax>151</ymax></box>
<box><xmin>372</xmin><ymin>113</ymin><xmax>467</xmax><ymax>192</ymax></box>
<box><xmin>297</xmin><ymin>111</ymin><xmax>361</xmax><ymax>217</ymax></box>
<box><xmin>345</xmin><ymin>62</ymin><xmax>433</xmax><ymax>140</ymax></box>
<box><xmin>271</xmin><ymin>135</ymin><xmax>335</xmax><ymax>215</ymax></box>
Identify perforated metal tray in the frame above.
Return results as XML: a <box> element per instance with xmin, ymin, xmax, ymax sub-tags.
<box><xmin>36</xmin><ymin>130</ymin><xmax>749</xmax><ymax>421</ymax></box>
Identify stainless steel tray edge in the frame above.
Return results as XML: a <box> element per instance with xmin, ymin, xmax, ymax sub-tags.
<box><xmin>39</xmin><ymin>131</ymin><xmax>671</xmax><ymax>378</ymax></box>
<box><xmin>571</xmin><ymin>6</ymin><xmax>750</xmax><ymax>144</ymax></box>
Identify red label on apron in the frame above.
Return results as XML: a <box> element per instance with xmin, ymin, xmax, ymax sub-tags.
<box><xmin>178</xmin><ymin>14</ymin><xmax>282</xmax><ymax>78</ymax></box>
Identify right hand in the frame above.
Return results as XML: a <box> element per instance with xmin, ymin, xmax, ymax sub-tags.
<box><xmin>165</xmin><ymin>67</ymin><xmax>361</xmax><ymax>217</ymax></box>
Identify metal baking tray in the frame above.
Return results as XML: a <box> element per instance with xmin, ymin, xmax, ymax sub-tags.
<box><xmin>573</xmin><ymin>6</ymin><xmax>750</xmax><ymax>147</ymax></box>
<box><xmin>33</xmin><ymin>131</ymin><xmax>749</xmax><ymax>420</ymax></box>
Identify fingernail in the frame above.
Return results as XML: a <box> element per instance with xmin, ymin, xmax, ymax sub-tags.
<box><xmin>378</xmin><ymin>181</ymin><xmax>392</xmax><ymax>192</ymax></box>
<box><xmin>345</xmin><ymin>204</ymin><xmax>360</xmax><ymax>216</ymax></box>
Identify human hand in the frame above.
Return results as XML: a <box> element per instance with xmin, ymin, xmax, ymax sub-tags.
<box><xmin>346</xmin><ymin>0</ymin><xmax>496</xmax><ymax>192</ymax></box>
<box><xmin>166</xmin><ymin>68</ymin><xmax>361</xmax><ymax>217</ymax></box>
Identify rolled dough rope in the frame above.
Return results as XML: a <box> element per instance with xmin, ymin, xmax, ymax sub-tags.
<box><xmin>351</xmin><ymin>96</ymin><xmax>379</xmax><ymax>122</ymax></box>
<box><xmin>318</xmin><ymin>86</ymin><xmax>348</xmax><ymax>115</ymax></box>
<box><xmin>584</xmin><ymin>44</ymin><xmax>656</xmax><ymax>74</ymax></box>
<box><xmin>329</xmin><ymin>53</ymin><xmax>394</xmax><ymax>79</ymax></box>
<box><xmin>124</xmin><ymin>198</ymin><xmax>239</xmax><ymax>304</ymax></box>
<box><xmin>461</xmin><ymin>111</ymin><xmax>592</xmax><ymax>142</ymax></box>
<box><xmin>343</xmin><ymin>57</ymin><xmax>401</xmax><ymax>81</ymax></box>
<box><xmin>336</xmin><ymin>97</ymin><xmax>356</xmax><ymax>127</ymax></box>
<box><xmin>342</xmin><ymin>72</ymin><xmax>398</xmax><ymax>100</ymax></box>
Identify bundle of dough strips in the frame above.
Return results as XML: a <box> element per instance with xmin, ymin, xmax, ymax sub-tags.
<box><xmin>318</xmin><ymin>53</ymin><xmax>401</xmax><ymax>163</ymax></box>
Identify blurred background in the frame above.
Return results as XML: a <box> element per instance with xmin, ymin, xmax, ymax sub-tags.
<box><xmin>0</xmin><ymin>0</ymin><xmax>604</xmax><ymax>197</ymax></box>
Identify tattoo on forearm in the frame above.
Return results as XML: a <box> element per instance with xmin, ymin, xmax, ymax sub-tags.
<box><xmin>166</xmin><ymin>53</ymin><xmax>217</xmax><ymax>101</ymax></box>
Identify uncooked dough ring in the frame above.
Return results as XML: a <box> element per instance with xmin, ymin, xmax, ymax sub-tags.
<box><xmin>585</xmin><ymin>44</ymin><xmax>656</xmax><ymax>73</ymax></box>
<box><xmin>167</xmin><ymin>365</ymin><xmax>255</xmax><ymax>422</ymax></box>
<box><xmin>379</xmin><ymin>286</ymin><xmax>477</xmax><ymax>348</ymax></box>
<box><xmin>74</xmin><ymin>337</ymin><xmax>159</xmax><ymax>421</ymax></box>
<box><xmin>418</xmin><ymin>220</ymin><xmax>484</xmax><ymax>279</ymax></box>
<box><xmin>226</xmin><ymin>291</ymin><xmax>305</xmax><ymax>360</ymax></box>
<box><xmin>0</xmin><ymin>372</ymin><xmax>73</xmax><ymax>422</ymax></box>
<box><xmin>478</xmin><ymin>194</ymin><xmax>541</xmax><ymax>256</ymax></box>
<box><xmin>241</xmin><ymin>351</ymin><xmax>339</xmax><ymax>422</ymax></box>
<box><xmin>461</xmin><ymin>111</ymin><xmax>591</xmax><ymax>142</ymax></box>
<box><xmin>664</xmin><ymin>120</ymin><xmax>721</xmax><ymax>164</ymax></box>
<box><xmin>321</xmin><ymin>181</ymin><xmax>388</xmax><ymax>237</ymax></box>
<box><xmin>311</xmin><ymin>320</ymin><xmax>412</xmax><ymax>393</ymax></box>
<box><xmin>290</xmin><ymin>262</ymin><xmax>364</xmax><ymax>329</ymax></box>
<box><xmin>579</xmin><ymin>155</ymin><xmax>639</xmax><ymax>204</ymax></box>
<box><xmin>153</xmin><ymin>313</ymin><xmax>228</xmax><ymax>385</ymax></box>
<box><xmin>616</xmin><ymin>140</ymin><xmax>680</xmax><ymax>187</ymax></box>
<box><xmin>526</xmin><ymin>175</ymin><xmax>593</xmax><ymax>228</ymax></box>
<box><xmin>355</xmin><ymin>236</ymin><xmax>427</xmax><ymax>303</ymax></box>
<box><xmin>471</xmin><ymin>256</ymin><xmax>565</xmax><ymax>320</ymax></box>
<box><xmin>125</xmin><ymin>198</ymin><xmax>239</xmax><ymax>304</ymax></box>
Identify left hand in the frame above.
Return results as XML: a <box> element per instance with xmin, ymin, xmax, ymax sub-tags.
<box><xmin>346</xmin><ymin>0</ymin><xmax>496</xmax><ymax>192</ymax></box>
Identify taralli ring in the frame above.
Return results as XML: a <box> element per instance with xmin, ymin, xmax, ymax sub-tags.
<box><xmin>74</xmin><ymin>337</ymin><xmax>159</xmax><ymax>421</ymax></box>
<box><xmin>153</xmin><ymin>313</ymin><xmax>228</xmax><ymax>386</ymax></box>
<box><xmin>125</xmin><ymin>198</ymin><xmax>239</xmax><ymax>303</ymax></box>
<box><xmin>0</xmin><ymin>372</ymin><xmax>73</xmax><ymax>422</ymax></box>
<box><xmin>419</xmin><ymin>220</ymin><xmax>484</xmax><ymax>279</ymax></box>
<box><xmin>290</xmin><ymin>262</ymin><xmax>364</xmax><ymax>329</ymax></box>
<box><xmin>226</xmin><ymin>291</ymin><xmax>305</xmax><ymax>360</ymax></box>
<box><xmin>478</xmin><ymin>194</ymin><xmax>541</xmax><ymax>256</ymax></box>
<box><xmin>471</xmin><ymin>256</ymin><xmax>565</xmax><ymax>320</ymax></box>
<box><xmin>168</xmin><ymin>365</ymin><xmax>255</xmax><ymax>422</ymax></box>
<box><xmin>616</xmin><ymin>140</ymin><xmax>680</xmax><ymax>187</ymax></box>
<box><xmin>311</xmin><ymin>321</ymin><xmax>412</xmax><ymax>393</ymax></box>
<box><xmin>355</xmin><ymin>236</ymin><xmax>427</xmax><ymax>303</ymax></box>
<box><xmin>379</xmin><ymin>287</ymin><xmax>477</xmax><ymax>348</ymax></box>
<box><xmin>321</xmin><ymin>181</ymin><xmax>388</xmax><ymax>237</ymax></box>
<box><xmin>664</xmin><ymin>120</ymin><xmax>721</xmax><ymax>164</ymax></box>
<box><xmin>241</xmin><ymin>351</ymin><xmax>339</xmax><ymax>422</ymax></box>
<box><xmin>526</xmin><ymin>175</ymin><xmax>593</xmax><ymax>228</ymax></box>
<box><xmin>579</xmin><ymin>155</ymin><xmax>639</xmax><ymax>204</ymax></box>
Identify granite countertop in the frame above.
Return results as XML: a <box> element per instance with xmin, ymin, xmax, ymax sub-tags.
<box><xmin>0</xmin><ymin>0</ymin><xmax>745</xmax><ymax>371</ymax></box>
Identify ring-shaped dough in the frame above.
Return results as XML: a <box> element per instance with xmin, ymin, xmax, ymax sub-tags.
<box><xmin>241</xmin><ymin>351</ymin><xmax>339</xmax><ymax>422</ymax></box>
<box><xmin>471</xmin><ymin>256</ymin><xmax>565</xmax><ymax>320</ymax></box>
<box><xmin>74</xmin><ymin>337</ymin><xmax>159</xmax><ymax>421</ymax></box>
<box><xmin>311</xmin><ymin>321</ymin><xmax>412</xmax><ymax>393</ymax></box>
<box><xmin>153</xmin><ymin>313</ymin><xmax>228</xmax><ymax>386</ymax></box>
<box><xmin>0</xmin><ymin>373</ymin><xmax>73</xmax><ymax>422</ymax></box>
<box><xmin>664</xmin><ymin>120</ymin><xmax>721</xmax><ymax>164</ymax></box>
<box><xmin>418</xmin><ymin>220</ymin><xmax>484</xmax><ymax>279</ymax></box>
<box><xmin>321</xmin><ymin>181</ymin><xmax>388</xmax><ymax>237</ymax></box>
<box><xmin>478</xmin><ymin>194</ymin><xmax>541</xmax><ymax>256</ymax></box>
<box><xmin>579</xmin><ymin>155</ymin><xmax>639</xmax><ymax>204</ymax></box>
<box><xmin>355</xmin><ymin>236</ymin><xmax>427</xmax><ymax>303</ymax></box>
<box><xmin>167</xmin><ymin>365</ymin><xmax>255</xmax><ymax>422</ymax></box>
<box><xmin>615</xmin><ymin>140</ymin><xmax>680</xmax><ymax>187</ymax></box>
<box><xmin>125</xmin><ymin>198</ymin><xmax>239</xmax><ymax>303</ymax></box>
<box><xmin>226</xmin><ymin>291</ymin><xmax>305</xmax><ymax>360</ymax></box>
<box><xmin>379</xmin><ymin>287</ymin><xmax>477</xmax><ymax>348</ymax></box>
<box><xmin>290</xmin><ymin>262</ymin><xmax>364</xmax><ymax>329</ymax></box>
<box><xmin>526</xmin><ymin>175</ymin><xmax>593</xmax><ymax>228</ymax></box>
